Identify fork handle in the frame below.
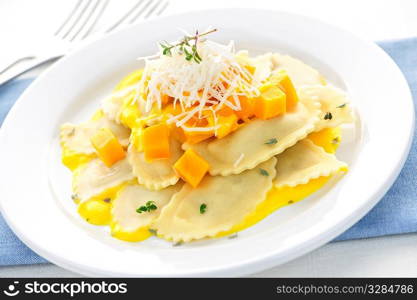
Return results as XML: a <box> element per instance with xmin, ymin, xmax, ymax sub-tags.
<box><xmin>0</xmin><ymin>55</ymin><xmax>63</xmax><ymax>86</ymax></box>
<box><xmin>0</xmin><ymin>56</ymin><xmax>37</xmax><ymax>75</ymax></box>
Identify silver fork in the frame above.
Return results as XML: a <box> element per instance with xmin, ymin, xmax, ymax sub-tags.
<box><xmin>0</xmin><ymin>0</ymin><xmax>169</xmax><ymax>86</ymax></box>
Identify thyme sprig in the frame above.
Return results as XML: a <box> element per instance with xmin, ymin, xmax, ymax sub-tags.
<box><xmin>265</xmin><ymin>138</ymin><xmax>278</xmax><ymax>145</ymax></box>
<box><xmin>160</xmin><ymin>29</ymin><xmax>217</xmax><ymax>63</ymax></box>
<box><xmin>136</xmin><ymin>201</ymin><xmax>158</xmax><ymax>214</ymax></box>
<box><xmin>324</xmin><ymin>112</ymin><xmax>333</xmax><ymax>120</ymax></box>
<box><xmin>200</xmin><ymin>203</ymin><xmax>207</xmax><ymax>214</ymax></box>
<box><xmin>259</xmin><ymin>169</ymin><xmax>269</xmax><ymax>176</ymax></box>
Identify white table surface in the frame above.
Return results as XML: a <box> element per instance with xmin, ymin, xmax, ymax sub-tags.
<box><xmin>1</xmin><ymin>0</ymin><xmax>416</xmax><ymax>278</ymax></box>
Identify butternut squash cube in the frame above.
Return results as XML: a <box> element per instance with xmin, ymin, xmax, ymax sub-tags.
<box><xmin>254</xmin><ymin>84</ymin><xmax>286</xmax><ymax>119</ymax></box>
<box><xmin>216</xmin><ymin>113</ymin><xmax>238</xmax><ymax>138</ymax></box>
<box><xmin>142</xmin><ymin>123</ymin><xmax>170</xmax><ymax>161</ymax></box>
<box><xmin>161</xmin><ymin>94</ymin><xmax>171</xmax><ymax>105</ymax></box>
<box><xmin>185</xmin><ymin>133</ymin><xmax>214</xmax><ymax>144</ymax></box>
<box><xmin>174</xmin><ymin>149</ymin><xmax>209</xmax><ymax>188</ymax></box>
<box><xmin>235</xmin><ymin>96</ymin><xmax>255</xmax><ymax>119</ymax></box>
<box><xmin>170</xmin><ymin>125</ymin><xmax>187</xmax><ymax>143</ymax></box>
<box><xmin>91</xmin><ymin>128</ymin><xmax>126</xmax><ymax>167</ymax></box>
<box><xmin>181</xmin><ymin>114</ymin><xmax>215</xmax><ymax>144</ymax></box>
<box><xmin>217</xmin><ymin>105</ymin><xmax>235</xmax><ymax>117</ymax></box>
<box><xmin>270</xmin><ymin>70</ymin><xmax>299</xmax><ymax>111</ymax></box>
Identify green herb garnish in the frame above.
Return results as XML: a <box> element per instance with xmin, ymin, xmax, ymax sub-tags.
<box><xmin>336</xmin><ymin>103</ymin><xmax>347</xmax><ymax>108</ymax></box>
<box><xmin>324</xmin><ymin>112</ymin><xmax>333</xmax><ymax>120</ymax></box>
<box><xmin>259</xmin><ymin>168</ymin><xmax>269</xmax><ymax>176</ymax></box>
<box><xmin>136</xmin><ymin>201</ymin><xmax>158</xmax><ymax>214</ymax></box>
<box><xmin>200</xmin><ymin>203</ymin><xmax>207</xmax><ymax>214</ymax></box>
<box><xmin>160</xmin><ymin>29</ymin><xmax>217</xmax><ymax>63</ymax></box>
<box><xmin>265</xmin><ymin>138</ymin><xmax>278</xmax><ymax>145</ymax></box>
<box><xmin>331</xmin><ymin>137</ymin><xmax>340</xmax><ymax>144</ymax></box>
<box><xmin>103</xmin><ymin>198</ymin><xmax>111</xmax><ymax>203</ymax></box>
<box><xmin>228</xmin><ymin>234</ymin><xmax>238</xmax><ymax>239</ymax></box>
<box><xmin>173</xmin><ymin>241</ymin><xmax>183</xmax><ymax>247</ymax></box>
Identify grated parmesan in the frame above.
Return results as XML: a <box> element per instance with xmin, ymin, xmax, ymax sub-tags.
<box><xmin>233</xmin><ymin>153</ymin><xmax>245</xmax><ymax>167</ymax></box>
<box><xmin>131</xmin><ymin>38</ymin><xmax>260</xmax><ymax>131</ymax></box>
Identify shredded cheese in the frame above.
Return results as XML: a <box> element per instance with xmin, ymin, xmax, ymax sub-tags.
<box><xmin>233</xmin><ymin>153</ymin><xmax>245</xmax><ymax>167</ymax></box>
<box><xmin>132</xmin><ymin>38</ymin><xmax>259</xmax><ymax>131</ymax></box>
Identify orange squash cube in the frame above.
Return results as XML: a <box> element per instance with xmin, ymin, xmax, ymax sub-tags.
<box><xmin>161</xmin><ymin>94</ymin><xmax>171</xmax><ymax>105</ymax></box>
<box><xmin>185</xmin><ymin>133</ymin><xmax>214</xmax><ymax>144</ymax></box>
<box><xmin>254</xmin><ymin>84</ymin><xmax>286</xmax><ymax>119</ymax></box>
<box><xmin>235</xmin><ymin>96</ymin><xmax>255</xmax><ymax>119</ymax></box>
<box><xmin>163</xmin><ymin>103</ymin><xmax>183</xmax><ymax>119</ymax></box>
<box><xmin>216</xmin><ymin>105</ymin><xmax>235</xmax><ymax>117</ymax></box>
<box><xmin>181</xmin><ymin>114</ymin><xmax>215</xmax><ymax>144</ymax></box>
<box><xmin>91</xmin><ymin>128</ymin><xmax>126</xmax><ymax>167</ymax></box>
<box><xmin>170</xmin><ymin>125</ymin><xmax>187</xmax><ymax>143</ymax></box>
<box><xmin>216</xmin><ymin>113</ymin><xmax>238</xmax><ymax>138</ymax></box>
<box><xmin>270</xmin><ymin>70</ymin><xmax>299</xmax><ymax>111</ymax></box>
<box><xmin>142</xmin><ymin>123</ymin><xmax>170</xmax><ymax>161</ymax></box>
<box><xmin>174</xmin><ymin>149</ymin><xmax>210</xmax><ymax>188</ymax></box>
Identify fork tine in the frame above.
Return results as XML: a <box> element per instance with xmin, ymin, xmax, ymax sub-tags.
<box><xmin>143</xmin><ymin>0</ymin><xmax>167</xmax><ymax>19</ymax></box>
<box><xmin>60</xmin><ymin>0</ymin><xmax>93</xmax><ymax>39</ymax></box>
<box><xmin>69</xmin><ymin>0</ymin><xmax>109</xmax><ymax>41</ymax></box>
<box><xmin>54</xmin><ymin>0</ymin><xmax>83</xmax><ymax>36</ymax></box>
<box><xmin>155</xmin><ymin>0</ymin><xmax>169</xmax><ymax>16</ymax></box>
<box><xmin>104</xmin><ymin>0</ymin><xmax>145</xmax><ymax>33</ymax></box>
<box><xmin>78</xmin><ymin>0</ymin><xmax>109</xmax><ymax>40</ymax></box>
<box><xmin>127</xmin><ymin>0</ymin><xmax>153</xmax><ymax>23</ymax></box>
<box><xmin>68</xmin><ymin>0</ymin><xmax>101</xmax><ymax>41</ymax></box>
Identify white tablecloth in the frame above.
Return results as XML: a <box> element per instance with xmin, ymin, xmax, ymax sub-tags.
<box><xmin>1</xmin><ymin>0</ymin><xmax>417</xmax><ymax>277</ymax></box>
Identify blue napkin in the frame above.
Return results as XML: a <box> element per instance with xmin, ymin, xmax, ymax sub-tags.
<box><xmin>0</xmin><ymin>38</ymin><xmax>416</xmax><ymax>266</ymax></box>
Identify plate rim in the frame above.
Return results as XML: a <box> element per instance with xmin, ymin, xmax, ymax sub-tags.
<box><xmin>0</xmin><ymin>8</ymin><xmax>414</xmax><ymax>277</ymax></box>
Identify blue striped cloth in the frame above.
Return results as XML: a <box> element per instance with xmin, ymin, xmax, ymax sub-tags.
<box><xmin>0</xmin><ymin>38</ymin><xmax>416</xmax><ymax>265</ymax></box>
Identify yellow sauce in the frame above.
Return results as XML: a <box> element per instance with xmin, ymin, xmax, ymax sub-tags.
<box><xmin>61</xmin><ymin>148</ymin><xmax>95</xmax><ymax>171</ymax></box>
<box><xmin>77</xmin><ymin>182</ymin><xmax>127</xmax><ymax>226</ymax></box>
<box><xmin>217</xmin><ymin>176</ymin><xmax>331</xmax><ymax>237</ymax></box>
<box><xmin>110</xmin><ymin>223</ymin><xmax>152</xmax><ymax>242</ymax></box>
<box><xmin>60</xmin><ymin>109</ymin><xmax>104</xmax><ymax>170</ymax></box>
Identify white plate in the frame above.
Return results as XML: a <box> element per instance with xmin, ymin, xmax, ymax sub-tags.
<box><xmin>0</xmin><ymin>9</ymin><xmax>414</xmax><ymax>277</ymax></box>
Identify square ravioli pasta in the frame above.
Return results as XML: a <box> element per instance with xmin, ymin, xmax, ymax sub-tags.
<box><xmin>59</xmin><ymin>31</ymin><xmax>355</xmax><ymax>244</ymax></box>
<box><xmin>183</xmin><ymin>96</ymin><xmax>321</xmax><ymax>176</ymax></box>
<box><xmin>152</xmin><ymin>158</ymin><xmax>277</xmax><ymax>242</ymax></box>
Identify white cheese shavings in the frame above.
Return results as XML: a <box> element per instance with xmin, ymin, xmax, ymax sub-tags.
<box><xmin>133</xmin><ymin>38</ymin><xmax>259</xmax><ymax>131</ymax></box>
<box><xmin>233</xmin><ymin>153</ymin><xmax>245</xmax><ymax>167</ymax></box>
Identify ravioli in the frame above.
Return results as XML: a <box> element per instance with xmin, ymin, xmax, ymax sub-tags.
<box><xmin>59</xmin><ymin>36</ymin><xmax>356</xmax><ymax>245</ymax></box>
<box><xmin>60</xmin><ymin>115</ymin><xmax>130</xmax><ymax>155</ymax></box>
<box><xmin>274</xmin><ymin>139</ymin><xmax>347</xmax><ymax>187</ymax></box>
<box><xmin>101</xmin><ymin>89</ymin><xmax>136</xmax><ymax>123</ymax></box>
<box><xmin>152</xmin><ymin>158</ymin><xmax>276</xmax><ymax>242</ymax></box>
<box><xmin>110</xmin><ymin>183</ymin><xmax>182</xmax><ymax>242</ymax></box>
<box><xmin>102</xmin><ymin>68</ymin><xmax>143</xmax><ymax>125</ymax></box>
<box><xmin>184</xmin><ymin>98</ymin><xmax>321</xmax><ymax>176</ymax></box>
<box><xmin>271</xmin><ymin>53</ymin><xmax>326</xmax><ymax>87</ymax></box>
<box><xmin>251</xmin><ymin>53</ymin><xmax>273</xmax><ymax>85</ymax></box>
<box><xmin>127</xmin><ymin>137</ymin><xmax>183</xmax><ymax>190</ymax></box>
<box><xmin>299</xmin><ymin>85</ymin><xmax>354</xmax><ymax>131</ymax></box>
<box><xmin>73</xmin><ymin>158</ymin><xmax>135</xmax><ymax>202</ymax></box>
